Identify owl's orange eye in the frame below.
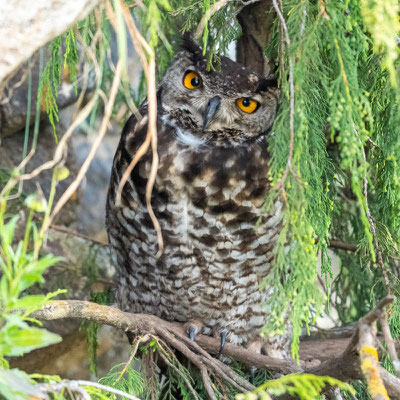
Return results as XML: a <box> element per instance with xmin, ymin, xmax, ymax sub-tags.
<box><xmin>236</xmin><ymin>97</ymin><xmax>259</xmax><ymax>113</ymax></box>
<box><xmin>183</xmin><ymin>71</ymin><xmax>202</xmax><ymax>90</ymax></box>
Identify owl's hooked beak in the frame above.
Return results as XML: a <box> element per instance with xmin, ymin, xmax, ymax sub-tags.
<box><xmin>203</xmin><ymin>96</ymin><xmax>221</xmax><ymax>129</ymax></box>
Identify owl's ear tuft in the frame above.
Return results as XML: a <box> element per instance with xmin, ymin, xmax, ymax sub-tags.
<box><xmin>256</xmin><ymin>74</ymin><xmax>278</xmax><ymax>93</ymax></box>
<box><xmin>181</xmin><ymin>33</ymin><xmax>205</xmax><ymax>66</ymax></box>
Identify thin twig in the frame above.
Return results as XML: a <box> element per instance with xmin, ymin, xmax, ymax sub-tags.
<box><xmin>379</xmin><ymin>310</ymin><xmax>400</xmax><ymax>377</ymax></box>
<box><xmin>117</xmin><ymin>334</ymin><xmax>151</xmax><ymax>382</ymax></box>
<box><xmin>194</xmin><ymin>0</ymin><xmax>228</xmax><ymax>40</ymax></box>
<box><xmin>169</xmin><ymin>326</ymin><xmax>254</xmax><ymax>391</ymax></box>
<box><xmin>38</xmin><ymin>379</ymin><xmax>141</xmax><ymax>400</ymax></box>
<box><xmin>155</xmin><ymin>339</ymin><xmax>200</xmax><ymax>400</ymax></box>
<box><xmin>0</xmin><ymin>92</ymin><xmax>98</xmax><ymax>200</ymax></box>
<box><xmin>114</xmin><ymin>1</ymin><xmax>163</xmax><ymax>255</ymax></box>
<box><xmin>76</xmin><ymin>380</ymin><xmax>142</xmax><ymax>400</ymax></box>
<box><xmin>33</xmin><ymin>61</ymin><xmax>123</xmax><ymax>258</ymax></box>
<box><xmin>200</xmin><ymin>365</ymin><xmax>218</xmax><ymax>400</ymax></box>
<box><xmin>43</xmin><ymin>221</ymin><xmax>108</xmax><ymax>246</ymax></box>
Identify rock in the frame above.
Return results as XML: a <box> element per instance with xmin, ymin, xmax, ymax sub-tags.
<box><xmin>71</xmin><ymin>128</ymin><xmax>120</xmax><ymax>241</ymax></box>
<box><xmin>0</xmin><ymin>45</ymin><xmax>95</xmax><ymax>138</ymax></box>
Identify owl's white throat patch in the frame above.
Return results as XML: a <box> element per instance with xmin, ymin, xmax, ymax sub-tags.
<box><xmin>175</xmin><ymin>127</ymin><xmax>206</xmax><ymax>149</ymax></box>
<box><xmin>161</xmin><ymin>114</ymin><xmax>206</xmax><ymax>149</ymax></box>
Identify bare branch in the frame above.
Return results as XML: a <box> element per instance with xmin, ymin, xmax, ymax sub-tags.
<box><xmin>38</xmin><ymin>379</ymin><xmax>141</xmax><ymax>400</ymax></box>
<box><xmin>112</xmin><ymin>1</ymin><xmax>164</xmax><ymax>255</ymax></box>
<box><xmin>31</xmin><ymin>297</ymin><xmax>400</xmax><ymax>399</ymax></box>
<box><xmin>31</xmin><ymin>300</ymin><xmax>300</xmax><ymax>375</ymax></box>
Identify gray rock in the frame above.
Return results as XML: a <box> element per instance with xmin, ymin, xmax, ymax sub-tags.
<box><xmin>0</xmin><ymin>45</ymin><xmax>95</xmax><ymax>138</ymax></box>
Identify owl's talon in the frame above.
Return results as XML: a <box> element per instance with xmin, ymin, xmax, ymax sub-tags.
<box><xmin>219</xmin><ymin>331</ymin><xmax>227</xmax><ymax>355</ymax></box>
<box><xmin>188</xmin><ymin>326</ymin><xmax>196</xmax><ymax>341</ymax></box>
<box><xmin>249</xmin><ymin>365</ymin><xmax>257</xmax><ymax>384</ymax></box>
<box><xmin>184</xmin><ymin>320</ymin><xmax>203</xmax><ymax>341</ymax></box>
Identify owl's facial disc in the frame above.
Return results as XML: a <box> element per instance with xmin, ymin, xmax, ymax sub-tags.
<box><xmin>159</xmin><ymin>45</ymin><xmax>279</xmax><ymax>144</ymax></box>
<box><xmin>203</xmin><ymin>96</ymin><xmax>221</xmax><ymax>129</ymax></box>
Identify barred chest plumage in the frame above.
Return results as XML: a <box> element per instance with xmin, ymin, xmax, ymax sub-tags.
<box><xmin>106</xmin><ymin>109</ymin><xmax>285</xmax><ymax>352</ymax></box>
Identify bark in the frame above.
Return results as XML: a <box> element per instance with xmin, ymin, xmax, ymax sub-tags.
<box><xmin>236</xmin><ymin>0</ymin><xmax>275</xmax><ymax>75</ymax></box>
<box><xmin>30</xmin><ymin>297</ymin><xmax>400</xmax><ymax>399</ymax></box>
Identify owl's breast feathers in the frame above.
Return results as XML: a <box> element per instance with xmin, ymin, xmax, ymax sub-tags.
<box><xmin>106</xmin><ymin>106</ymin><xmax>284</xmax><ymax>346</ymax></box>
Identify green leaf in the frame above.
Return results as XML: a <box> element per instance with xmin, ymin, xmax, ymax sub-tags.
<box><xmin>17</xmin><ymin>255</ymin><xmax>60</xmax><ymax>293</ymax></box>
<box><xmin>0</xmin><ymin>215</ymin><xmax>19</xmax><ymax>248</ymax></box>
<box><xmin>0</xmin><ymin>368</ymin><xmax>42</xmax><ymax>400</ymax></box>
<box><xmin>0</xmin><ymin>316</ymin><xmax>61</xmax><ymax>357</ymax></box>
<box><xmin>10</xmin><ymin>295</ymin><xmax>47</xmax><ymax>311</ymax></box>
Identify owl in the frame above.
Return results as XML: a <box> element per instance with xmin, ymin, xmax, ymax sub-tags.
<box><xmin>106</xmin><ymin>39</ymin><xmax>290</xmax><ymax>359</ymax></box>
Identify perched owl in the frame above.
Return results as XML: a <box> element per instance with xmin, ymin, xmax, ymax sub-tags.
<box><xmin>106</xmin><ymin>39</ymin><xmax>290</xmax><ymax>359</ymax></box>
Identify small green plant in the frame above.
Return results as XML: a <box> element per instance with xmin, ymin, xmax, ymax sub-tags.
<box><xmin>0</xmin><ymin>181</ymin><xmax>66</xmax><ymax>398</ymax></box>
<box><xmin>236</xmin><ymin>373</ymin><xmax>355</xmax><ymax>400</ymax></box>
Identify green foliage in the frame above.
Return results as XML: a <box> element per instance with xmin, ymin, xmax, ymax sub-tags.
<box><xmin>0</xmin><ymin>178</ymin><xmax>66</xmax><ymax>397</ymax></box>
<box><xmin>64</xmin><ymin>29</ymin><xmax>79</xmax><ymax>95</ymax></box>
<box><xmin>259</xmin><ymin>0</ymin><xmax>400</xmax><ymax>360</ymax></box>
<box><xmin>348</xmin><ymin>380</ymin><xmax>372</xmax><ymax>400</ymax></box>
<box><xmin>0</xmin><ymin>197</ymin><xmax>63</xmax><ymax>358</ymax></box>
<box><xmin>37</xmin><ymin>36</ymin><xmax>62</xmax><ymax>140</ymax></box>
<box><xmin>236</xmin><ymin>374</ymin><xmax>355</xmax><ymax>400</ymax></box>
<box><xmin>145</xmin><ymin>0</ymin><xmax>172</xmax><ymax>50</ymax></box>
<box><xmin>359</xmin><ymin>0</ymin><xmax>400</xmax><ymax>85</ymax></box>
<box><xmin>98</xmin><ymin>363</ymin><xmax>145</xmax><ymax>399</ymax></box>
<box><xmin>166</xmin><ymin>0</ymin><xmax>242</xmax><ymax>69</ymax></box>
<box><xmin>262</xmin><ymin>0</ymin><xmax>335</xmax><ymax>359</ymax></box>
<box><xmin>37</xmin><ymin>29</ymin><xmax>80</xmax><ymax>140</ymax></box>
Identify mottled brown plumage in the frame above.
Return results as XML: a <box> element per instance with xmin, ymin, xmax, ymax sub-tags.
<box><xmin>106</xmin><ymin>40</ymin><xmax>290</xmax><ymax>358</ymax></box>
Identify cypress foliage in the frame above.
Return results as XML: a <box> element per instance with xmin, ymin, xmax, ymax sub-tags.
<box><xmin>3</xmin><ymin>0</ymin><xmax>400</xmax><ymax>398</ymax></box>
<box><xmin>146</xmin><ymin>0</ymin><xmax>400</xmax><ymax>360</ymax></box>
<box><xmin>37</xmin><ymin>0</ymin><xmax>400</xmax><ymax>361</ymax></box>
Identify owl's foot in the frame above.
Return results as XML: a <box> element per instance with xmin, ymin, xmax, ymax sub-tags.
<box><xmin>249</xmin><ymin>365</ymin><xmax>257</xmax><ymax>384</ymax></box>
<box><xmin>246</xmin><ymin>338</ymin><xmax>289</xmax><ymax>382</ymax></box>
<box><xmin>246</xmin><ymin>340</ymin><xmax>263</xmax><ymax>381</ymax></box>
<box><xmin>183</xmin><ymin>320</ymin><xmax>204</xmax><ymax>341</ymax></box>
<box><xmin>219</xmin><ymin>331</ymin><xmax>227</xmax><ymax>356</ymax></box>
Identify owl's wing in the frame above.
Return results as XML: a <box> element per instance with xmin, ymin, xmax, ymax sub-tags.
<box><xmin>107</xmin><ymin>103</ymin><xmax>152</xmax><ymax>204</ymax></box>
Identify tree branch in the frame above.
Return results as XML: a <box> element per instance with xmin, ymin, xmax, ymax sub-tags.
<box><xmin>31</xmin><ymin>297</ymin><xmax>400</xmax><ymax>399</ymax></box>
<box><xmin>31</xmin><ymin>300</ymin><xmax>300</xmax><ymax>376</ymax></box>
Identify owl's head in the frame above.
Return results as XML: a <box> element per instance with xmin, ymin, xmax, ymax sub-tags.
<box><xmin>159</xmin><ymin>38</ymin><xmax>279</xmax><ymax>145</ymax></box>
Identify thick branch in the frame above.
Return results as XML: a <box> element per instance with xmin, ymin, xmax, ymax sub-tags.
<box><xmin>307</xmin><ymin>296</ymin><xmax>400</xmax><ymax>399</ymax></box>
<box><xmin>31</xmin><ymin>300</ymin><xmax>300</xmax><ymax>375</ymax></box>
<box><xmin>31</xmin><ymin>298</ymin><xmax>400</xmax><ymax>399</ymax></box>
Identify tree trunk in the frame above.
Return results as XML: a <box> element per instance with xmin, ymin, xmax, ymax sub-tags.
<box><xmin>236</xmin><ymin>0</ymin><xmax>275</xmax><ymax>76</ymax></box>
